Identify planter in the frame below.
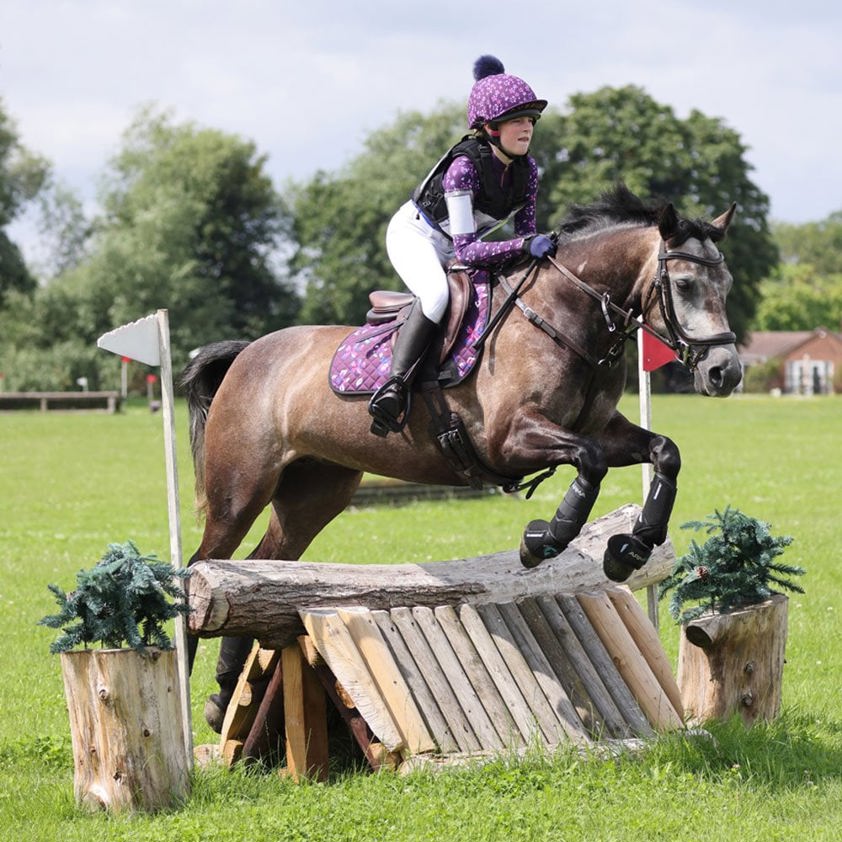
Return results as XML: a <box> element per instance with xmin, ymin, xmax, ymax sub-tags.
<box><xmin>676</xmin><ymin>593</ymin><xmax>789</xmax><ymax>727</ymax></box>
<box><xmin>60</xmin><ymin>647</ymin><xmax>189</xmax><ymax>812</ymax></box>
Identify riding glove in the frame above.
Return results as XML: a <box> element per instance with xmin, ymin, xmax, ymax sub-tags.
<box><xmin>527</xmin><ymin>234</ymin><xmax>557</xmax><ymax>259</ymax></box>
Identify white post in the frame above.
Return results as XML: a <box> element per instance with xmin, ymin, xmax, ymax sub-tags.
<box><xmin>97</xmin><ymin>312</ymin><xmax>193</xmax><ymax>769</ymax></box>
<box><xmin>638</xmin><ymin>331</ymin><xmax>659</xmax><ymax>630</ymax></box>
<box><xmin>155</xmin><ymin>310</ymin><xmax>193</xmax><ymax>767</ymax></box>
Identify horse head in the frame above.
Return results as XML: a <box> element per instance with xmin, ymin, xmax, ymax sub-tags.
<box><xmin>649</xmin><ymin>202</ymin><xmax>742</xmax><ymax>397</ymax></box>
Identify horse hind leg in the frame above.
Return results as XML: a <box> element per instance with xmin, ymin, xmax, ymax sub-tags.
<box><xmin>203</xmin><ymin>461</ymin><xmax>363</xmax><ymax>732</ymax></box>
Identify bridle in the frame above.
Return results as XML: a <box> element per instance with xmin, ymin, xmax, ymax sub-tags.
<box><xmin>642</xmin><ymin>240</ymin><xmax>736</xmax><ymax>369</ymax></box>
<box><xmin>479</xmin><ymin>238</ymin><xmax>736</xmax><ymax>372</ymax></box>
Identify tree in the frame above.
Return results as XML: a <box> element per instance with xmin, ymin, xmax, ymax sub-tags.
<box><xmin>531</xmin><ymin>86</ymin><xmax>777</xmax><ymax>342</ymax></box>
<box><xmin>0</xmin><ymin>107</ymin><xmax>298</xmax><ymax>389</ymax></box>
<box><xmin>773</xmin><ymin>213</ymin><xmax>842</xmax><ymax>275</ymax></box>
<box><xmin>0</xmin><ymin>99</ymin><xmax>50</xmax><ymax>302</ymax></box>
<box><xmin>752</xmin><ymin>263</ymin><xmax>842</xmax><ymax>331</ymax></box>
<box><xmin>91</xmin><ymin>107</ymin><xmax>298</xmax><ymax>353</ymax></box>
<box><xmin>33</xmin><ymin>180</ymin><xmax>91</xmax><ymax>278</ymax></box>
<box><xmin>289</xmin><ymin>88</ymin><xmax>776</xmax><ymax>340</ymax></box>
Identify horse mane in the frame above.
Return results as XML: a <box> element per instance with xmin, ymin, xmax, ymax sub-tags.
<box><xmin>556</xmin><ymin>184</ymin><xmax>724</xmax><ymax>245</ymax></box>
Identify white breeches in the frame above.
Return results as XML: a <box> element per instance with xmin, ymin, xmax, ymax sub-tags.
<box><xmin>386</xmin><ymin>201</ymin><xmax>454</xmax><ymax>323</ymax></box>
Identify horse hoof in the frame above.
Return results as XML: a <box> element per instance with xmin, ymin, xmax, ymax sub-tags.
<box><xmin>602</xmin><ymin>553</ymin><xmax>635</xmax><ymax>582</ymax></box>
<box><xmin>602</xmin><ymin>533</ymin><xmax>652</xmax><ymax>582</ymax></box>
<box><xmin>519</xmin><ymin>520</ymin><xmax>562</xmax><ymax>569</ymax></box>
<box><xmin>204</xmin><ymin>694</ymin><xmax>227</xmax><ymax>734</ymax></box>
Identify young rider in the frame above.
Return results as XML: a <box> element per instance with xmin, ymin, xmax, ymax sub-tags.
<box><xmin>368</xmin><ymin>55</ymin><xmax>556</xmax><ymax>436</ymax></box>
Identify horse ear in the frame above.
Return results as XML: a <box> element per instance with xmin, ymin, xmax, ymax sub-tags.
<box><xmin>711</xmin><ymin>202</ymin><xmax>737</xmax><ymax>237</ymax></box>
<box><xmin>658</xmin><ymin>203</ymin><xmax>680</xmax><ymax>240</ymax></box>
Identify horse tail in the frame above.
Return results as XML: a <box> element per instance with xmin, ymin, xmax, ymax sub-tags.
<box><xmin>179</xmin><ymin>340</ymin><xmax>251</xmax><ymax>513</ymax></box>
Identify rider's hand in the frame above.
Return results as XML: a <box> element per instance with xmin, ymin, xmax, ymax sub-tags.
<box><xmin>527</xmin><ymin>234</ymin><xmax>556</xmax><ymax>259</ymax></box>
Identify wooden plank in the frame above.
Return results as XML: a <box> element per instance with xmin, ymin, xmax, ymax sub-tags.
<box><xmin>306</xmin><ymin>657</ymin><xmax>395</xmax><ymax>771</ymax></box>
<box><xmin>219</xmin><ymin>643</ymin><xmax>279</xmax><ymax>757</ymax></box>
<box><xmin>300</xmin><ymin>609</ymin><xmax>404</xmax><ymax>752</ymax></box>
<box><xmin>556</xmin><ymin>595</ymin><xmax>654</xmax><ymax>737</ymax></box>
<box><xmin>241</xmin><ymin>653</ymin><xmax>285</xmax><ymax>762</ymax></box>
<box><xmin>370</xmin><ymin>610</ymin><xmax>459</xmax><ymax>754</ymax></box>
<box><xmin>535</xmin><ymin>595</ymin><xmax>631</xmax><ymax>739</ymax></box>
<box><xmin>517</xmin><ymin>597</ymin><xmax>603</xmax><ymax>736</ymax></box>
<box><xmin>389</xmin><ymin>607</ymin><xmax>480</xmax><ymax>754</ymax></box>
<box><xmin>607</xmin><ymin>588</ymin><xmax>685</xmax><ymax>720</ymax></box>
<box><xmin>434</xmin><ymin>605</ymin><xmax>523</xmax><ymax>748</ymax></box>
<box><xmin>497</xmin><ymin>602</ymin><xmax>591</xmax><ymax>746</ymax></box>
<box><xmin>337</xmin><ymin>608</ymin><xmax>436</xmax><ymax>754</ymax></box>
<box><xmin>458</xmin><ymin>604</ymin><xmax>542</xmax><ymax>744</ymax></box>
<box><xmin>411</xmin><ymin>607</ymin><xmax>504</xmax><ymax>752</ymax></box>
<box><xmin>475</xmin><ymin>603</ymin><xmax>564</xmax><ymax>744</ymax></box>
<box><xmin>281</xmin><ymin>644</ymin><xmax>328</xmax><ymax>782</ymax></box>
<box><xmin>577</xmin><ymin>592</ymin><xmax>683</xmax><ymax>732</ymax></box>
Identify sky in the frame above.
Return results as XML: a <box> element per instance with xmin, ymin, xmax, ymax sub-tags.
<box><xmin>2</xmin><ymin>0</ymin><xmax>841</xmax><ymax>264</ymax></box>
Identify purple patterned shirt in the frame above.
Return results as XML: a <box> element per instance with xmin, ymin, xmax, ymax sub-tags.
<box><xmin>442</xmin><ymin>153</ymin><xmax>539</xmax><ymax>265</ymax></box>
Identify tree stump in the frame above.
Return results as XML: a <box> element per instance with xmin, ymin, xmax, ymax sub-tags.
<box><xmin>676</xmin><ymin>594</ymin><xmax>789</xmax><ymax>727</ymax></box>
<box><xmin>60</xmin><ymin>648</ymin><xmax>190</xmax><ymax>812</ymax></box>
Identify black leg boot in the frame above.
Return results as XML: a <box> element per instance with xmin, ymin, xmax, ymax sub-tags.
<box><xmin>204</xmin><ymin>636</ymin><xmax>254</xmax><ymax>733</ymax></box>
<box><xmin>368</xmin><ymin>302</ymin><xmax>437</xmax><ymax>436</ymax></box>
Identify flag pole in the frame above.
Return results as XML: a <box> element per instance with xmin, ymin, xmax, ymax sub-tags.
<box><xmin>97</xmin><ymin>311</ymin><xmax>193</xmax><ymax>768</ymax></box>
<box><xmin>156</xmin><ymin>310</ymin><xmax>193</xmax><ymax>767</ymax></box>
<box><xmin>638</xmin><ymin>330</ymin><xmax>659</xmax><ymax>630</ymax></box>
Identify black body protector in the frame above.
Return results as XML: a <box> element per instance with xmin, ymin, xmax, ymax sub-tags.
<box><xmin>412</xmin><ymin>135</ymin><xmax>530</xmax><ymax>230</ymax></box>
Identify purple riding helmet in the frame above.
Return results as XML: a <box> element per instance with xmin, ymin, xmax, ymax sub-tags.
<box><xmin>466</xmin><ymin>55</ymin><xmax>547</xmax><ymax>129</ymax></box>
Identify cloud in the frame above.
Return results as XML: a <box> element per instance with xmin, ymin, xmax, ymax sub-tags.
<box><xmin>2</xmin><ymin>0</ymin><xmax>840</xmax><ymax>245</ymax></box>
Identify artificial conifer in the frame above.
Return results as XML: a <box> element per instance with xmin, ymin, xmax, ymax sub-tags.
<box><xmin>39</xmin><ymin>541</ymin><xmax>190</xmax><ymax>653</ymax></box>
<box><xmin>658</xmin><ymin>506</ymin><xmax>804</xmax><ymax>624</ymax></box>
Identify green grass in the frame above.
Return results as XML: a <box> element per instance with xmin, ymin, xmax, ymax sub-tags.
<box><xmin>1</xmin><ymin>394</ymin><xmax>840</xmax><ymax>840</ymax></box>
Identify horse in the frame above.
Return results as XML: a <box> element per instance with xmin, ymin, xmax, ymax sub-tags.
<box><xmin>181</xmin><ymin>186</ymin><xmax>742</xmax><ymax>721</ymax></box>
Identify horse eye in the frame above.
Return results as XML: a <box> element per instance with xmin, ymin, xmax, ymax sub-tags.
<box><xmin>674</xmin><ymin>276</ymin><xmax>694</xmax><ymax>292</ymax></box>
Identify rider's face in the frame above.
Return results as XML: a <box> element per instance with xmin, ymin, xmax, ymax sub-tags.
<box><xmin>495</xmin><ymin>116</ymin><xmax>535</xmax><ymax>159</ymax></box>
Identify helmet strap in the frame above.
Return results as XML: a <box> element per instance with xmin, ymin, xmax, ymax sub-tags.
<box><xmin>483</xmin><ymin>124</ymin><xmax>523</xmax><ymax>161</ymax></box>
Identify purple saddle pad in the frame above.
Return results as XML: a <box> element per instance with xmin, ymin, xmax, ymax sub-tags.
<box><xmin>329</xmin><ymin>278</ymin><xmax>491</xmax><ymax>395</ymax></box>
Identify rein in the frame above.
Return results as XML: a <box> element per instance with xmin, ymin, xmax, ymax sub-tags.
<box><xmin>425</xmin><ymin>237</ymin><xmax>736</xmax><ymax>498</ymax></box>
<box><xmin>480</xmin><ymin>241</ymin><xmax>735</xmax><ymax>373</ymax></box>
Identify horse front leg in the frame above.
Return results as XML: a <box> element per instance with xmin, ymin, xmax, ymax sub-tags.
<box><xmin>520</xmin><ymin>473</ymin><xmax>603</xmax><ymax>568</ymax></box>
<box><xmin>593</xmin><ymin>413</ymin><xmax>681</xmax><ymax>582</ymax></box>
<box><xmin>493</xmin><ymin>407</ymin><xmax>608</xmax><ymax>568</ymax></box>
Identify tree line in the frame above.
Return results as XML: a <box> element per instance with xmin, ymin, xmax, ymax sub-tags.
<box><xmin>0</xmin><ymin>87</ymin><xmax>839</xmax><ymax>393</ymax></box>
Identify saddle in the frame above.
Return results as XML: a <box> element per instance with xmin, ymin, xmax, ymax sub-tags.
<box><xmin>329</xmin><ymin>265</ymin><xmax>491</xmax><ymax>396</ymax></box>
<box><xmin>365</xmin><ymin>265</ymin><xmax>474</xmax><ymax>365</ymax></box>
<box><xmin>329</xmin><ymin>265</ymin><xmax>527</xmax><ymax>492</ymax></box>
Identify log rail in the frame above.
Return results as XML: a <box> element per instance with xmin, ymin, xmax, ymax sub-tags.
<box><xmin>187</xmin><ymin>504</ymin><xmax>674</xmax><ymax>650</ymax></box>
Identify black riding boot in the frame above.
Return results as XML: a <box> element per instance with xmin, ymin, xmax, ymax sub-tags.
<box><xmin>368</xmin><ymin>303</ymin><xmax>437</xmax><ymax>436</ymax></box>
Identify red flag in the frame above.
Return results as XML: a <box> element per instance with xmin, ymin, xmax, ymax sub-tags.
<box><xmin>641</xmin><ymin>331</ymin><xmax>678</xmax><ymax>372</ymax></box>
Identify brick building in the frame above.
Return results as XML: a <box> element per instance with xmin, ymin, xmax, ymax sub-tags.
<box><xmin>738</xmin><ymin>328</ymin><xmax>842</xmax><ymax>394</ymax></box>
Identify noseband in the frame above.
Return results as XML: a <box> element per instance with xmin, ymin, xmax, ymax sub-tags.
<box><xmin>644</xmin><ymin>241</ymin><xmax>736</xmax><ymax>368</ymax></box>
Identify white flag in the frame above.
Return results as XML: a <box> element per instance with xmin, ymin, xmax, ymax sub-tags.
<box><xmin>97</xmin><ymin>314</ymin><xmax>161</xmax><ymax>366</ymax></box>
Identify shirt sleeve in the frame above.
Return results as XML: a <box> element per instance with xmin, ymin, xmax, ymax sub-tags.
<box><xmin>513</xmin><ymin>157</ymin><xmax>539</xmax><ymax>237</ymax></box>
<box><xmin>442</xmin><ymin>155</ymin><xmax>539</xmax><ymax>267</ymax></box>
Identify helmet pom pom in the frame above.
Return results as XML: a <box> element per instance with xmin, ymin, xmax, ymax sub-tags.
<box><xmin>473</xmin><ymin>55</ymin><xmax>505</xmax><ymax>81</ymax></box>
